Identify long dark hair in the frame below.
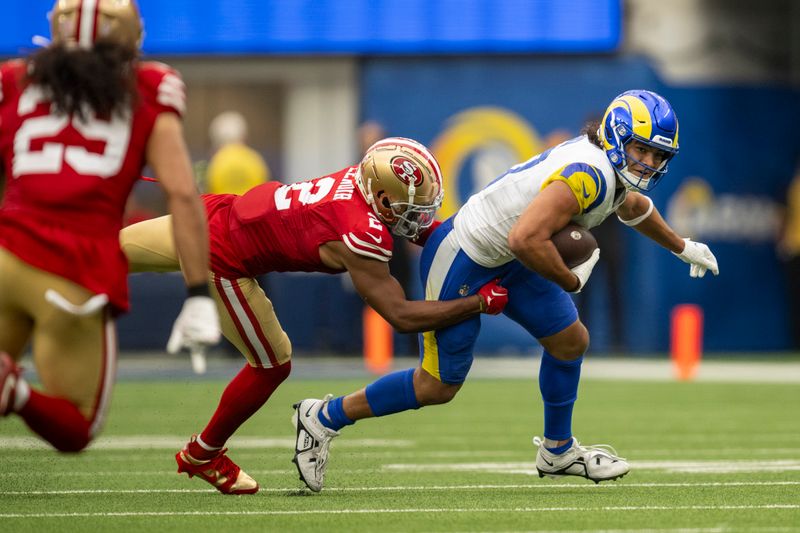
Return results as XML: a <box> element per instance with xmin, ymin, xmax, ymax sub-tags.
<box><xmin>26</xmin><ymin>42</ymin><xmax>138</xmax><ymax>119</ymax></box>
<box><xmin>580</xmin><ymin>119</ymin><xmax>603</xmax><ymax>148</ymax></box>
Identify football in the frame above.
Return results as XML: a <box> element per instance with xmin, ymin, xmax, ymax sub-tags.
<box><xmin>551</xmin><ymin>223</ymin><xmax>598</xmax><ymax>268</ymax></box>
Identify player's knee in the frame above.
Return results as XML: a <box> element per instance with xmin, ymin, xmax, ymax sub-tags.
<box><xmin>53</xmin><ymin>429</ymin><xmax>92</xmax><ymax>453</ymax></box>
<box><xmin>415</xmin><ymin>379</ymin><xmax>461</xmax><ymax>406</ymax></box>
<box><xmin>547</xmin><ymin>321</ymin><xmax>590</xmax><ymax>359</ymax></box>
<box><xmin>273</xmin><ymin>360</ymin><xmax>292</xmax><ymax>382</ymax></box>
<box><xmin>274</xmin><ymin>332</ymin><xmax>292</xmax><ymax>364</ymax></box>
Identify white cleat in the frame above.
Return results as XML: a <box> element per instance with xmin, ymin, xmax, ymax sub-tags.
<box><xmin>533</xmin><ymin>436</ymin><xmax>629</xmax><ymax>483</ymax></box>
<box><xmin>291</xmin><ymin>394</ymin><xmax>339</xmax><ymax>492</ymax></box>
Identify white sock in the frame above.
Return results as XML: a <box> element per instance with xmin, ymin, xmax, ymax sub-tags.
<box><xmin>544</xmin><ymin>437</ymin><xmax>572</xmax><ymax>450</ymax></box>
<box><xmin>196</xmin><ymin>434</ymin><xmax>223</xmax><ymax>452</ymax></box>
<box><xmin>13</xmin><ymin>377</ymin><xmax>30</xmax><ymax>412</ymax></box>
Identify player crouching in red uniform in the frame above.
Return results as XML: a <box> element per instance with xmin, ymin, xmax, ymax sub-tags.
<box><xmin>121</xmin><ymin>137</ymin><xmax>508</xmax><ymax>494</ymax></box>
<box><xmin>0</xmin><ymin>1</ymin><xmax>219</xmax><ymax>452</ymax></box>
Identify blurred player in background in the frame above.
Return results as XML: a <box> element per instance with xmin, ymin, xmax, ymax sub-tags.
<box><xmin>778</xmin><ymin>164</ymin><xmax>800</xmax><ymax>348</ymax></box>
<box><xmin>0</xmin><ymin>0</ymin><xmax>220</xmax><ymax>452</ymax></box>
<box><xmin>205</xmin><ymin>110</ymin><xmax>271</xmax><ymax>195</ymax></box>
<box><xmin>121</xmin><ymin>136</ymin><xmax>507</xmax><ymax>494</ymax></box>
<box><xmin>293</xmin><ymin>90</ymin><xmax>720</xmax><ymax>492</ymax></box>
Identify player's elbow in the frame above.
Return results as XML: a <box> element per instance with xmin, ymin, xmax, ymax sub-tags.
<box><xmin>508</xmin><ymin>226</ymin><xmax>541</xmax><ymax>258</ymax></box>
<box><xmin>382</xmin><ymin>308</ymin><xmax>417</xmax><ymax>334</ymax></box>
<box><xmin>389</xmin><ymin>317</ymin><xmax>416</xmax><ymax>334</ymax></box>
<box><xmin>507</xmin><ymin>227</ymin><xmax>526</xmax><ymax>257</ymax></box>
<box><xmin>164</xmin><ymin>181</ymin><xmax>199</xmax><ymax>204</ymax></box>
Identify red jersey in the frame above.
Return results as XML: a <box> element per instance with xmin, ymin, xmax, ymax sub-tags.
<box><xmin>205</xmin><ymin>166</ymin><xmax>394</xmax><ymax>279</ymax></box>
<box><xmin>0</xmin><ymin>60</ymin><xmax>186</xmax><ymax>313</ymax></box>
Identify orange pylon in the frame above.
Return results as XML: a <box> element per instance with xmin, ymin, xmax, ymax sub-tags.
<box><xmin>670</xmin><ymin>304</ymin><xmax>703</xmax><ymax>381</ymax></box>
<box><xmin>363</xmin><ymin>306</ymin><xmax>393</xmax><ymax>375</ymax></box>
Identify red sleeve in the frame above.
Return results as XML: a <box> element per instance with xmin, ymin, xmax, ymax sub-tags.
<box><xmin>341</xmin><ymin>212</ymin><xmax>394</xmax><ymax>262</ymax></box>
<box><xmin>410</xmin><ymin>219</ymin><xmax>442</xmax><ymax>247</ymax></box>
<box><xmin>136</xmin><ymin>61</ymin><xmax>186</xmax><ymax>119</ymax></box>
<box><xmin>0</xmin><ymin>60</ymin><xmax>25</xmax><ymax>107</ymax></box>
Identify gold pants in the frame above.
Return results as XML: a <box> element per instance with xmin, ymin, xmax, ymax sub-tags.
<box><xmin>120</xmin><ymin>216</ymin><xmax>291</xmax><ymax>367</ymax></box>
<box><xmin>0</xmin><ymin>247</ymin><xmax>115</xmax><ymax>433</ymax></box>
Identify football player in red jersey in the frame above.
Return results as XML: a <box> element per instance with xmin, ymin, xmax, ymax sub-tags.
<box><xmin>0</xmin><ymin>0</ymin><xmax>220</xmax><ymax>452</ymax></box>
<box><xmin>121</xmin><ymin>136</ymin><xmax>508</xmax><ymax>494</ymax></box>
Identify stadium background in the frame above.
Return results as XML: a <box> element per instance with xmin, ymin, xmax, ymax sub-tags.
<box><xmin>3</xmin><ymin>0</ymin><xmax>799</xmax><ymax>356</ymax></box>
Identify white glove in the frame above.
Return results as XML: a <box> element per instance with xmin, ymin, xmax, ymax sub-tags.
<box><xmin>569</xmin><ymin>248</ymin><xmax>600</xmax><ymax>293</ymax></box>
<box><xmin>672</xmin><ymin>238</ymin><xmax>719</xmax><ymax>278</ymax></box>
<box><xmin>167</xmin><ymin>296</ymin><xmax>221</xmax><ymax>373</ymax></box>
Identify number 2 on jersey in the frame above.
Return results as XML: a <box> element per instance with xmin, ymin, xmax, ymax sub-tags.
<box><xmin>274</xmin><ymin>177</ymin><xmax>335</xmax><ymax>210</ymax></box>
<box><xmin>12</xmin><ymin>85</ymin><xmax>132</xmax><ymax>179</ymax></box>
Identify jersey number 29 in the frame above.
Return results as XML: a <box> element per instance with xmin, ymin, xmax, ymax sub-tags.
<box><xmin>12</xmin><ymin>85</ymin><xmax>132</xmax><ymax>179</ymax></box>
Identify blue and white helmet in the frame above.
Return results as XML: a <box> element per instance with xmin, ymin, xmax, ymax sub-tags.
<box><xmin>598</xmin><ymin>90</ymin><xmax>679</xmax><ymax>192</ymax></box>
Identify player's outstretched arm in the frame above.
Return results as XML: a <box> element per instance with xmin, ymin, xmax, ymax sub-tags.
<box><xmin>147</xmin><ymin>113</ymin><xmax>221</xmax><ymax>358</ymax></box>
<box><xmin>617</xmin><ymin>191</ymin><xmax>719</xmax><ymax>277</ymax></box>
<box><xmin>325</xmin><ymin>242</ymin><xmax>505</xmax><ymax>333</ymax></box>
<box><xmin>146</xmin><ymin>113</ymin><xmax>209</xmax><ymax>287</ymax></box>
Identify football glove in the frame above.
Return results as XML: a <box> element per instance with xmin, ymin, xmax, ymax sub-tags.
<box><xmin>569</xmin><ymin>248</ymin><xmax>601</xmax><ymax>293</ymax></box>
<box><xmin>672</xmin><ymin>238</ymin><xmax>719</xmax><ymax>278</ymax></box>
<box><xmin>477</xmin><ymin>279</ymin><xmax>508</xmax><ymax>315</ymax></box>
<box><xmin>167</xmin><ymin>296</ymin><xmax>221</xmax><ymax>373</ymax></box>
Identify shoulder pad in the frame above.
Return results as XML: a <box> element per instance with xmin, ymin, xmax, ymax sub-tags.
<box><xmin>544</xmin><ymin>162</ymin><xmax>609</xmax><ymax>215</ymax></box>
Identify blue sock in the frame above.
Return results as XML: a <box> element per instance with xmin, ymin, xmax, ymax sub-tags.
<box><xmin>365</xmin><ymin>368</ymin><xmax>420</xmax><ymax>416</ymax></box>
<box><xmin>317</xmin><ymin>396</ymin><xmax>353</xmax><ymax>431</ymax></box>
<box><xmin>539</xmin><ymin>351</ymin><xmax>583</xmax><ymax>441</ymax></box>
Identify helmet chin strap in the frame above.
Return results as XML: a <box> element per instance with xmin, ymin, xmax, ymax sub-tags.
<box><xmin>356</xmin><ymin>167</ymin><xmax>398</xmax><ymax>227</ymax></box>
<box><xmin>355</xmin><ymin>167</ymin><xmax>379</xmax><ymax>217</ymax></box>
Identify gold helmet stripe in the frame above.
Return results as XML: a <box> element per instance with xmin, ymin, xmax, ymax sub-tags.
<box><xmin>77</xmin><ymin>0</ymin><xmax>100</xmax><ymax>49</ymax></box>
<box><xmin>366</xmin><ymin>137</ymin><xmax>443</xmax><ymax>186</ymax></box>
<box><xmin>617</xmin><ymin>94</ymin><xmax>653</xmax><ymax>140</ymax></box>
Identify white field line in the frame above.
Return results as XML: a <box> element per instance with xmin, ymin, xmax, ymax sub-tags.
<box><xmin>3</xmin><ymin>459</ymin><xmax>800</xmax><ymax>478</ymax></box>
<box><xmin>450</xmin><ymin>529</ymin><xmax>796</xmax><ymax>533</ymax></box>
<box><xmin>2</xmin><ymin>480</ymin><xmax>800</xmax><ymax>496</ymax></box>
<box><xmin>464</xmin><ymin>358</ymin><xmax>800</xmax><ymax>383</ymax></box>
<box><xmin>1</xmin><ymin>434</ymin><xmax>798</xmax><ymax>456</ymax></box>
<box><xmin>2</xmin><ymin>504</ymin><xmax>799</xmax><ymax>519</ymax></box>
<box><xmin>4</xmin><ymin>448</ymin><xmax>800</xmax><ymax>463</ymax></box>
<box><xmin>455</xmin><ymin>529</ymin><xmax>795</xmax><ymax>533</ymax></box>
<box><xmin>0</xmin><ymin>436</ymin><xmax>413</xmax><ymax>450</ymax></box>
<box><xmin>383</xmin><ymin>459</ymin><xmax>800</xmax><ymax>475</ymax></box>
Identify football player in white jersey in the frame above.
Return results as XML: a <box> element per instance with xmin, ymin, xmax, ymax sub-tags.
<box><xmin>291</xmin><ymin>90</ymin><xmax>719</xmax><ymax>491</ymax></box>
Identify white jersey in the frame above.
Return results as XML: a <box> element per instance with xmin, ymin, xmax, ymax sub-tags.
<box><xmin>453</xmin><ymin>135</ymin><xmax>627</xmax><ymax>268</ymax></box>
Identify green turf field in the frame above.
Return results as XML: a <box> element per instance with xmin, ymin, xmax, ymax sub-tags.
<box><xmin>2</xmin><ymin>375</ymin><xmax>799</xmax><ymax>532</ymax></box>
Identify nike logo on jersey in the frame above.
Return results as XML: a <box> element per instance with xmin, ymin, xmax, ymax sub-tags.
<box><xmin>581</xmin><ymin>183</ymin><xmax>591</xmax><ymax>199</ymax></box>
<box><xmin>365</xmin><ymin>232</ymin><xmax>383</xmax><ymax>244</ymax></box>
